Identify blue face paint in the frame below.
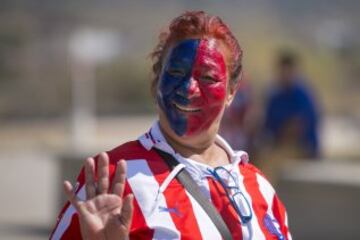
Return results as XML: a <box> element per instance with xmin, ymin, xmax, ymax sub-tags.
<box><xmin>158</xmin><ymin>38</ymin><xmax>228</xmax><ymax>137</ymax></box>
<box><xmin>157</xmin><ymin>39</ymin><xmax>200</xmax><ymax>136</ymax></box>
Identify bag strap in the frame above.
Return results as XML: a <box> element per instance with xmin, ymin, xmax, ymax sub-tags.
<box><xmin>155</xmin><ymin>148</ymin><xmax>233</xmax><ymax>240</ymax></box>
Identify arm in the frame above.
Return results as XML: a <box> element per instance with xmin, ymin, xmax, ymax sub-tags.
<box><xmin>247</xmin><ymin>163</ymin><xmax>292</xmax><ymax>240</ymax></box>
<box><xmin>271</xmin><ymin>194</ymin><xmax>292</xmax><ymax>240</ymax></box>
<box><xmin>50</xmin><ymin>168</ymin><xmax>86</xmax><ymax>239</ymax></box>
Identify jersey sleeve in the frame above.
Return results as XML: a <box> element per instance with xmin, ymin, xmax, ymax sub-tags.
<box><xmin>259</xmin><ymin>170</ymin><xmax>292</xmax><ymax>240</ymax></box>
<box><xmin>245</xmin><ymin>163</ymin><xmax>292</xmax><ymax>240</ymax></box>
<box><xmin>271</xmin><ymin>193</ymin><xmax>292</xmax><ymax>240</ymax></box>
<box><xmin>49</xmin><ymin>167</ymin><xmax>85</xmax><ymax>240</ymax></box>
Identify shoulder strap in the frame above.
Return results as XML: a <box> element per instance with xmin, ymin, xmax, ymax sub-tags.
<box><xmin>154</xmin><ymin>148</ymin><xmax>233</xmax><ymax>240</ymax></box>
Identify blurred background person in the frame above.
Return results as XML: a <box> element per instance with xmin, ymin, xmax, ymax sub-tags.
<box><xmin>258</xmin><ymin>50</ymin><xmax>321</xmax><ymax>183</ymax></box>
<box><xmin>265</xmin><ymin>51</ymin><xmax>321</xmax><ymax>159</ymax></box>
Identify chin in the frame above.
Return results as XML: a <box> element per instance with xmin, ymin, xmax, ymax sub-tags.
<box><xmin>159</xmin><ymin>107</ymin><xmax>222</xmax><ymax>138</ymax></box>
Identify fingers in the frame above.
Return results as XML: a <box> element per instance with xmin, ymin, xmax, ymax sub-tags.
<box><xmin>97</xmin><ymin>152</ymin><xmax>110</xmax><ymax>194</ymax></box>
<box><xmin>85</xmin><ymin>157</ymin><xmax>96</xmax><ymax>199</ymax></box>
<box><xmin>112</xmin><ymin>160</ymin><xmax>127</xmax><ymax>197</ymax></box>
<box><xmin>63</xmin><ymin>181</ymin><xmax>82</xmax><ymax>212</ymax></box>
<box><xmin>119</xmin><ymin>194</ymin><xmax>134</xmax><ymax>227</ymax></box>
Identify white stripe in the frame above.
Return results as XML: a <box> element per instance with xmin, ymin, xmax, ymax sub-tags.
<box><xmin>256</xmin><ymin>174</ymin><xmax>281</xmax><ymax>234</ymax></box>
<box><xmin>185</xmin><ymin>190</ymin><xmax>222</xmax><ymax>240</ymax></box>
<box><xmin>285</xmin><ymin>211</ymin><xmax>290</xmax><ymax>230</ymax></box>
<box><xmin>285</xmin><ymin>212</ymin><xmax>292</xmax><ymax>240</ymax></box>
<box><xmin>256</xmin><ymin>173</ymin><xmax>275</xmax><ymax>211</ymax></box>
<box><xmin>257</xmin><ymin>173</ymin><xmax>290</xmax><ymax>239</ymax></box>
<box><xmin>51</xmin><ymin>186</ymin><xmax>86</xmax><ymax>240</ymax></box>
<box><xmin>127</xmin><ymin>159</ymin><xmax>180</xmax><ymax>240</ymax></box>
<box><xmin>234</xmin><ymin>167</ymin><xmax>266</xmax><ymax>240</ymax></box>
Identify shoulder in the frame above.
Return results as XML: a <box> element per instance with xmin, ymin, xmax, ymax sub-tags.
<box><xmin>240</xmin><ymin>162</ymin><xmax>267</xmax><ymax>178</ymax></box>
<box><xmin>107</xmin><ymin>140</ymin><xmax>145</xmax><ymax>160</ymax></box>
<box><xmin>239</xmin><ymin>162</ymin><xmax>276</xmax><ymax>195</ymax></box>
<box><xmin>105</xmin><ymin>140</ymin><xmax>158</xmax><ymax>164</ymax></box>
<box><xmin>104</xmin><ymin>141</ymin><xmax>166</xmax><ymax>175</ymax></box>
<box><xmin>293</xmin><ymin>81</ymin><xmax>313</xmax><ymax>98</ymax></box>
<box><xmin>266</xmin><ymin>85</ymin><xmax>280</xmax><ymax>99</ymax></box>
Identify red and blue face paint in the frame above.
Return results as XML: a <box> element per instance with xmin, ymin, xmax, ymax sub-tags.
<box><xmin>158</xmin><ymin>38</ymin><xmax>228</xmax><ymax>136</ymax></box>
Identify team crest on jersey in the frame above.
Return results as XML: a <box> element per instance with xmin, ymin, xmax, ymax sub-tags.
<box><xmin>263</xmin><ymin>213</ymin><xmax>285</xmax><ymax>240</ymax></box>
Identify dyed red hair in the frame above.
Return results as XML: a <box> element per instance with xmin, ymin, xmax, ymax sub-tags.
<box><xmin>150</xmin><ymin>11</ymin><xmax>243</xmax><ymax>97</ymax></box>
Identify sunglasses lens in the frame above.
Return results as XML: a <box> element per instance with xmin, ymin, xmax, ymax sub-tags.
<box><xmin>212</xmin><ymin>167</ymin><xmax>252</xmax><ymax>223</ymax></box>
<box><xmin>215</xmin><ymin>167</ymin><xmax>237</xmax><ymax>188</ymax></box>
<box><xmin>233</xmin><ymin>192</ymin><xmax>252</xmax><ymax>219</ymax></box>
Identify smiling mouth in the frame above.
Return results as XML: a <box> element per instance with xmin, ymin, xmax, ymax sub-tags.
<box><xmin>173</xmin><ymin>103</ymin><xmax>201</xmax><ymax>113</ymax></box>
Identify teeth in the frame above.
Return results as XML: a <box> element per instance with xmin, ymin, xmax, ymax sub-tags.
<box><xmin>174</xmin><ymin>103</ymin><xmax>200</xmax><ymax>112</ymax></box>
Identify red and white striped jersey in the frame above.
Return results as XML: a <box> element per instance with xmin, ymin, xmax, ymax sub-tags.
<box><xmin>50</xmin><ymin>122</ymin><xmax>292</xmax><ymax>240</ymax></box>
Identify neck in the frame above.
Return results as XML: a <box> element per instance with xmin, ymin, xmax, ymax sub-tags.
<box><xmin>161</xmin><ymin>124</ymin><xmax>214</xmax><ymax>154</ymax></box>
<box><xmin>158</xmin><ymin>115</ymin><xmax>229</xmax><ymax>167</ymax></box>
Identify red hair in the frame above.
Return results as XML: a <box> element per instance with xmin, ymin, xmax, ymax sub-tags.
<box><xmin>150</xmin><ymin>11</ymin><xmax>243</xmax><ymax>96</ymax></box>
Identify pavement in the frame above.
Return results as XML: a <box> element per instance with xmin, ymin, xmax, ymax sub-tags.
<box><xmin>0</xmin><ymin>151</ymin><xmax>56</xmax><ymax>240</ymax></box>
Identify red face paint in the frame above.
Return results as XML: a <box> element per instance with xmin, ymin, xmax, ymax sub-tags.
<box><xmin>185</xmin><ymin>38</ymin><xmax>228</xmax><ymax>135</ymax></box>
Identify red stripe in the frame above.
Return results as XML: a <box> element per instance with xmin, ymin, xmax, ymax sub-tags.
<box><xmin>60</xmin><ymin>214</ymin><xmax>82</xmax><ymax>239</ymax></box>
<box><xmin>50</xmin><ymin>167</ymin><xmax>86</xmax><ymax>239</ymax></box>
<box><xmin>272</xmin><ymin>195</ymin><xmax>290</xmax><ymax>240</ymax></box>
<box><xmin>146</xmin><ymin>151</ymin><xmax>203</xmax><ymax>240</ymax></box>
<box><xmin>239</xmin><ymin>164</ymin><xmax>275</xmax><ymax>239</ymax></box>
<box><xmin>207</xmin><ymin>177</ymin><xmax>243</xmax><ymax>240</ymax></box>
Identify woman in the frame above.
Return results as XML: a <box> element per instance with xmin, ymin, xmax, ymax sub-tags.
<box><xmin>50</xmin><ymin>11</ymin><xmax>291</xmax><ymax>240</ymax></box>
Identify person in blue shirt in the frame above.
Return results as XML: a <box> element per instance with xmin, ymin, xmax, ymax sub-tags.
<box><xmin>264</xmin><ymin>51</ymin><xmax>320</xmax><ymax>159</ymax></box>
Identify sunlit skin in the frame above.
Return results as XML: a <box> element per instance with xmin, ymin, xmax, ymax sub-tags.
<box><xmin>158</xmin><ymin>37</ymin><xmax>237</xmax><ymax>165</ymax></box>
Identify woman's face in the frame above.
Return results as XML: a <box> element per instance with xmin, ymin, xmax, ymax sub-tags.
<box><xmin>157</xmin><ymin>38</ymin><xmax>232</xmax><ymax>137</ymax></box>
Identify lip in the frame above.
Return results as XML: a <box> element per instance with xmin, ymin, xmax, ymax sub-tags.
<box><xmin>173</xmin><ymin>102</ymin><xmax>201</xmax><ymax>113</ymax></box>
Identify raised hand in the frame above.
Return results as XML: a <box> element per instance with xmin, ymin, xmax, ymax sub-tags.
<box><xmin>63</xmin><ymin>152</ymin><xmax>134</xmax><ymax>240</ymax></box>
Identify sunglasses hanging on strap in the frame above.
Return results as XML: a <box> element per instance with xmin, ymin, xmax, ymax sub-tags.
<box><xmin>155</xmin><ymin>148</ymin><xmax>233</xmax><ymax>240</ymax></box>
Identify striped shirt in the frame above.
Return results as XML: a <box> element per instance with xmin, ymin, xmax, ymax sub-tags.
<box><xmin>50</xmin><ymin>122</ymin><xmax>292</xmax><ymax>240</ymax></box>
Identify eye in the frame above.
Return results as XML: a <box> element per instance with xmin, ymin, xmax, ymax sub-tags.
<box><xmin>200</xmin><ymin>75</ymin><xmax>218</xmax><ymax>83</ymax></box>
<box><xmin>167</xmin><ymin>68</ymin><xmax>186</xmax><ymax>77</ymax></box>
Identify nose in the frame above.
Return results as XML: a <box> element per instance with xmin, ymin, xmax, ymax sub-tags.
<box><xmin>188</xmin><ymin>76</ymin><xmax>200</xmax><ymax>96</ymax></box>
<box><xmin>176</xmin><ymin>76</ymin><xmax>200</xmax><ymax>98</ymax></box>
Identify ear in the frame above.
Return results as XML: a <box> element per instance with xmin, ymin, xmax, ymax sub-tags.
<box><xmin>225</xmin><ymin>71</ymin><xmax>243</xmax><ymax>107</ymax></box>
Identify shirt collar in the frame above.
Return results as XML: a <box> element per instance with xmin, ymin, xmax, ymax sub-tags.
<box><xmin>138</xmin><ymin>121</ymin><xmax>249</xmax><ymax>165</ymax></box>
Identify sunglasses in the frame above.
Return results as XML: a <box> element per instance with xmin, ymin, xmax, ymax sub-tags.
<box><xmin>209</xmin><ymin>166</ymin><xmax>253</xmax><ymax>224</ymax></box>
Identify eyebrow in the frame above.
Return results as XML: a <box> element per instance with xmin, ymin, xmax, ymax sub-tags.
<box><xmin>167</xmin><ymin>58</ymin><xmax>193</xmax><ymax>69</ymax></box>
<box><xmin>199</xmin><ymin>60</ymin><xmax>223</xmax><ymax>71</ymax></box>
